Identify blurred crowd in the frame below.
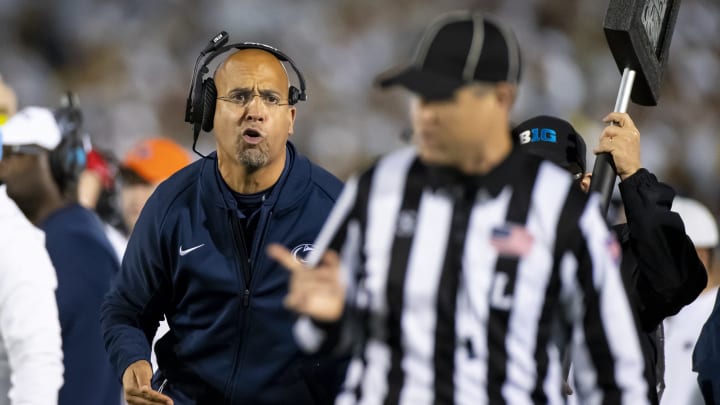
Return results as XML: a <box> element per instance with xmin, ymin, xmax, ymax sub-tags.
<box><xmin>0</xmin><ymin>0</ymin><xmax>718</xmax><ymax>207</ymax></box>
<box><xmin>2</xmin><ymin>3</ymin><xmax>720</xmax><ymax>404</ymax></box>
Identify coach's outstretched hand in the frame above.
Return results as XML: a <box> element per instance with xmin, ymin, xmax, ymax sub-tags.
<box><xmin>122</xmin><ymin>360</ymin><xmax>173</xmax><ymax>405</ymax></box>
<box><xmin>267</xmin><ymin>244</ymin><xmax>345</xmax><ymax>322</ymax></box>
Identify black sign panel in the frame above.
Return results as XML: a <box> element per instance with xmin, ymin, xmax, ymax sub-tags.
<box><xmin>604</xmin><ymin>0</ymin><xmax>681</xmax><ymax>105</ymax></box>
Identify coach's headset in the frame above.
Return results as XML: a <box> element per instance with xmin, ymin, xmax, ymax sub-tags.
<box><xmin>51</xmin><ymin>93</ymin><xmax>87</xmax><ymax>193</ymax></box>
<box><xmin>184</xmin><ymin>31</ymin><xmax>308</xmax><ymax>156</ymax></box>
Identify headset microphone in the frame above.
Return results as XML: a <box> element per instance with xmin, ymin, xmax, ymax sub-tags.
<box><xmin>201</xmin><ymin>31</ymin><xmax>229</xmax><ymax>56</ymax></box>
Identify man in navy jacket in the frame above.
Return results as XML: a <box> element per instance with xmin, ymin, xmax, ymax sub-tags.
<box><xmin>101</xmin><ymin>46</ymin><xmax>344</xmax><ymax>404</ymax></box>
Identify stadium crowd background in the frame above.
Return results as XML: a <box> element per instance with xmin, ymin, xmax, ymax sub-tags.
<box><xmin>0</xmin><ymin>0</ymin><xmax>718</xmax><ymax>211</ymax></box>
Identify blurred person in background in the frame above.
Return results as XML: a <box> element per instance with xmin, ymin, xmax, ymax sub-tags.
<box><xmin>0</xmin><ymin>76</ymin><xmax>15</xmax><ymax>126</ymax></box>
<box><xmin>0</xmin><ymin>75</ymin><xmax>64</xmax><ymax>405</ymax></box>
<box><xmin>0</xmin><ymin>105</ymin><xmax>121</xmax><ymax>405</ymax></box>
<box><xmin>118</xmin><ymin>137</ymin><xmax>192</xmax><ymax>235</ymax></box>
<box><xmin>694</xmin><ymin>279</ymin><xmax>720</xmax><ymax>403</ymax></box>
<box><xmin>514</xmin><ymin>114</ymin><xmax>707</xmax><ymax>404</ymax></box>
<box><xmin>661</xmin><ymin>196</ymin><xmax>718</xmax><ymax>405</ymax></box>
<box><xmin>120</xmin><ymin>137</ymin><xmax>191</xmax><ymax>373</ymax></box>
<box><xmin>101</xmin><ymin>41</ymin><xmax>344</xmax><ymax>404</ymax></box>
<box><xmin>78</xmin><ymin>147</ymin><xmax>127</xmax><ymax>259</ymax></box>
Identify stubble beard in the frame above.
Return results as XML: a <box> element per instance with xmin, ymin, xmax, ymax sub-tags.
<box><xmin>236</xmin><ymin>143</ymin><xmax>269</xmax><ymax>173</ymax></box>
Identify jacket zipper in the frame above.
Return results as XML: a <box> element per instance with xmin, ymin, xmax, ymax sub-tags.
<box><xmin>224</xmin><ymin>209</ymin><xmax>275</xmax><ymax>403</ymax></box>
<box><xmin>225</xmin><ymin>211</ymin><xmax>252</xmax><ymax>403</ymax></box>
<box><xmin>248</xmin><ymin>210</ymin><xmax>273</xmax><ymax>284</ymax></box>
<box><xmin>230</xmin><ymin>213</ymin><xmax>252</xmax><ymax>307</ymax></box>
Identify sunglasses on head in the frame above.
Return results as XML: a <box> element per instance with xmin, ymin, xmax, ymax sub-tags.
<box><xmin>1</xmin><ymin>144</ymin><xmax>47</xmax><ymax>159</ymax></box>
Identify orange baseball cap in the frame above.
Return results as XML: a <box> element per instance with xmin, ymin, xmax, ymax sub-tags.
<box><xmin>121</xmin><ymin>138</ymin><xmax>192</xmax><ymax>184</ymax></box>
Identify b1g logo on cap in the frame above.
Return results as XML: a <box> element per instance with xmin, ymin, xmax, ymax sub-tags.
<box><xmin>291</xmin><ymin>243</ymin><xmax>315</xmax><ymax>264</ymax></box>
<box><xmin>518</xmin><ymin>128</ymin><xmax>557</xmax><ymax>144</ymax></box>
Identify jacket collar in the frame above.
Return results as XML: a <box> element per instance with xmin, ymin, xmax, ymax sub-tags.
<box><xmin>200</xmin><ymin>142</ymin><xmax>313</xmax><ymax>214</ymax></box>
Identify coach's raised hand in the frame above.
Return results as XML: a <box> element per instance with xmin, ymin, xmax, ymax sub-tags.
<box><xmin>267</xmin><ymin>244</ymin><xmax>345</xmax><ymax>322</ymax></box>
<box><xmin>122</xmin><ymin>360</ymin><xmax>173</xmax><ymax>405</ymax></box>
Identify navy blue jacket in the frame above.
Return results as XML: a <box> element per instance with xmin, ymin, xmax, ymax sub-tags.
<box><xmin>694</xmin><ymin>290</ymin><xmax>720</xmax><ymax>404</ymax></box>
<box><xmin>40</xmin><ymin>204</ymin><xmax>121</xmax><ymax>405</ymax></box>
<box><xmin>101</xmin><ymin>143</ymin><xmax>344</xmax><ymax>404</ymax></box>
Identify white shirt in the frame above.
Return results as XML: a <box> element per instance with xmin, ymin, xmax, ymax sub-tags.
<box><xmin>661</xmin><ymin>287</ymin><xmax>718</xmax><ymax>405</ymax></box>
<box><xmin>0</xmin><ymin>186</ymin><xmax>64</xmax><ymax>405</ymax></box>
<box><xmin>103</xmin><ymin>223</ymin><xmax>127</xmax><ymax>262</ymax></box>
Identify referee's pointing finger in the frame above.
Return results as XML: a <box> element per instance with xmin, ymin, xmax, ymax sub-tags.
<box><xmin>267</xmin><ymin>243</ymin><xmax>306</xmax><ymax>273</ymax></box>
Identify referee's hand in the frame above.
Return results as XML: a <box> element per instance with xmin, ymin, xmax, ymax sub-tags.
<box><xmin>122</xmin><ymin>360</ymin><xmax>173</xmax><ymax>405</ymax></box>
<box><xmin>267</xmin><ymin>244</ymin><xmax>345</xmax><ymax>322</ymax></box>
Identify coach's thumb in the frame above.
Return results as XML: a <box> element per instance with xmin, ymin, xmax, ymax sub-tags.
<box><xmin>123</xmin><ymin>360</ymin><xmax>153</xmax><ymax>390</ymax></box>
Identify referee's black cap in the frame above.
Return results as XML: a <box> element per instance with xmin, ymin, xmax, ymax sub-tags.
<box><xmin>375</xmin><ymin>11</ymin><xmax>521</xmax><ymax>100</ymax></box>
<box><xmin>513</xmin><ymin>115</ymin><xmax>587</xmax><ymax>176</ymax></box>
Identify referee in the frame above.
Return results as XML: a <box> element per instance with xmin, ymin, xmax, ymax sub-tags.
<box><xmin>269</xmin><ymin>11</ymin><xmax>649</xmax><ymax>405</ymax></box>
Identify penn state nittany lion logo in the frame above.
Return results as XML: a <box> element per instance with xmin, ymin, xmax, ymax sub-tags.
<box><xmin>291</xmin><ymin>243</ymin><xmax>315</xmax><ymax>264</ymax></box>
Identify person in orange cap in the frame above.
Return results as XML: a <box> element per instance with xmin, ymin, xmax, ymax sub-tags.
<box><xmin>119</xmin><ymin>137</ymin><xmax>192</xmax><ymax>234</ymax></box>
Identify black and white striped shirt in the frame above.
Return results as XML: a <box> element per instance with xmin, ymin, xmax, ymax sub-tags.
<box><xmin>297</xmin><ymin>147</ymin><xmax>649</xmax><ymax>404</ymax></box>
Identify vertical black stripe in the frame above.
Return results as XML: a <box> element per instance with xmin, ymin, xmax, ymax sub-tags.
<box><xmin>328</xmin><ymin>168</ymin><xmax>375</xmax><ymax>254</ymax></box>
<box><xmin>382</xmin><ymin>158</ymin><xmax>424</xmax><ymax>405</ymax></box>
<box><xmin>486</xmin><ymin>158</ymin><xmax>541</xmax><ymax>404</ymax></box>
<box><xmin>572</xmin><ymin>217</ymin><xmax>621</xmax><ymax>405</ymax></box>
<box><xmin>531</xmin><ymin>186</ymin><xmax>585</xmax><ymax>402</ymax></box>
<box><xmin>351</xmin><ymin>165</ymin><xmax>376</xmax><ymax>292</ymax></box>
<box><xmin>432</xmin><ymin>186</ymin><xmax>475</xmax><ymax>405</ymax></box>
<box><xmin>345</xmin><ymin>166</ymin><xmax>376</xmax><ymax>402</ymax></box>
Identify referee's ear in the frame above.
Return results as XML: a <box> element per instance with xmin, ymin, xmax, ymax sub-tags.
<box><xmin>494</xmin><ymin>82</ymin><xmax>517</xmax><ymax>109</ymax></box>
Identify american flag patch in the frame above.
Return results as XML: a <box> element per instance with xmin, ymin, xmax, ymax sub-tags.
<box><xmin>490</xmin><ymin>224</ymin><xmax>534</xmax><ymax>257</ymax></box>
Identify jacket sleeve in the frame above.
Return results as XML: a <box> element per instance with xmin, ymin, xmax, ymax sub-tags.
<box><xmin>563</xmin><ymin>194</ymin><xmax>650</xmax><ymax>404</ymax></box>
<box><xmin>100</xmin><ymin>192</ymin><xmax>172</xmax><ymax>380</ymax></box>
<box><xmin>0</xmin><ymin>217</ymin><xmax>64</xmax><ymax>404</ymax></box>
<box><xmin>619</xmin><ymin>169</ymin><xmax>707</xmax><ymax>331</ymax></box>
<box><xmin>294</xmin><ymin>175</ymin><xmax>364</xmax><ymax>354</ymax></box>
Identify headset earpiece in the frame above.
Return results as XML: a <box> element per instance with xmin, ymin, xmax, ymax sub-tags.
<box><xmin>288</xmin><ymin>86</ymin><xmax>300</xmax><ymax>106</ymax></box>
<box><xmin>50</xmin><ymin>106</ymin><xmax>86</xmax><ymax>193</ymax></box>
<box><xmin>201</xmin><ymin>78</ymin><xmax>218</xmax><ymax>132</ymax></box>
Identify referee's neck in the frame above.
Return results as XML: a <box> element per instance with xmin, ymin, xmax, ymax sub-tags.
<box><xmin>454</xmin><ymin>133</ymin><xmax>512</xmax><ymax>175</ymax></box>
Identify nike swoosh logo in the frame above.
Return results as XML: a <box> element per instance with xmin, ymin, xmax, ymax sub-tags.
<box><xmin>179</xmin><ymin>244</ymin><xmax>205</xmax><ymax>256</ymax></box>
